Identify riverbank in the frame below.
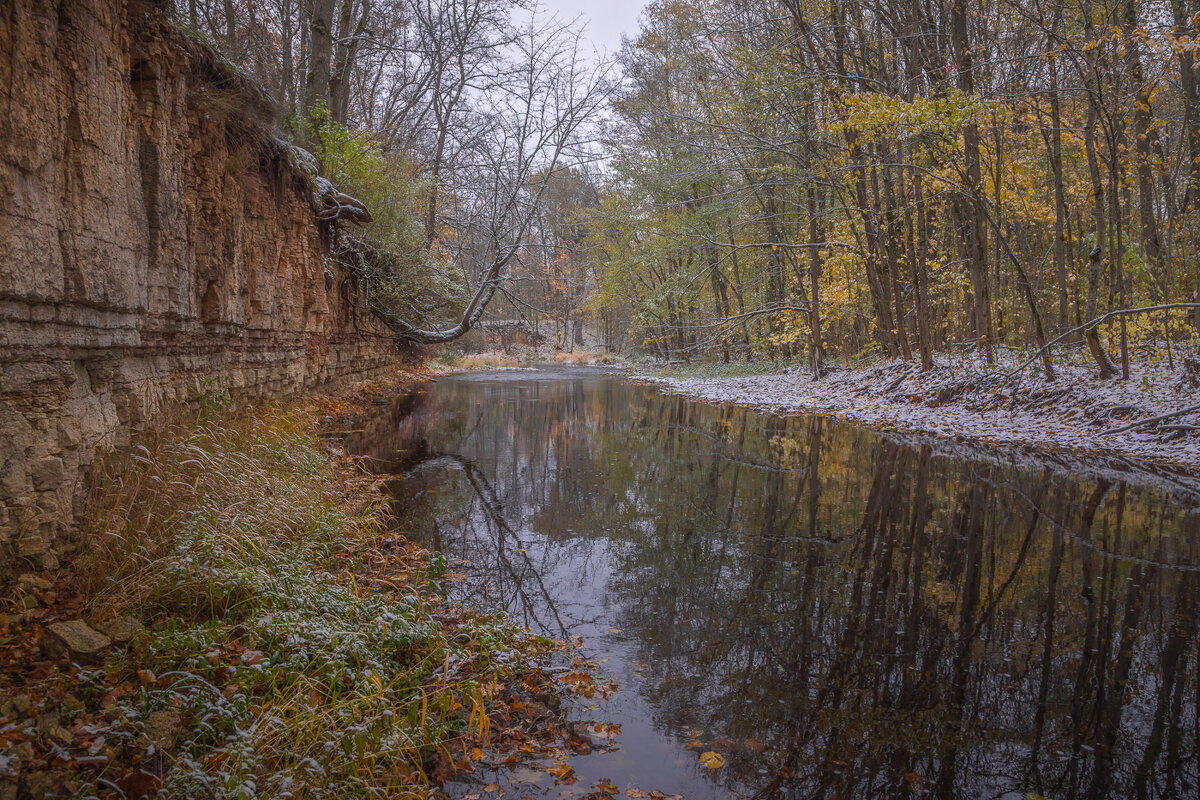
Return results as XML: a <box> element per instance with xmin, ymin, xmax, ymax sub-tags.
<box><xmin>640</xmin><ymin>351</ymin><xmax>1200</xmax><ymax>485</ymax></box>
<box><xmin>0</xmin><ymin>376</ymin><xmax>570</xmax><ymax>798</ymax></box>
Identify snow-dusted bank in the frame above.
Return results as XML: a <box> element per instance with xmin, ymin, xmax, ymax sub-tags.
<box><xmin>639</xmin><ymin>352</ymin><xmax>1200</xmax><ymax>490</ymax></box>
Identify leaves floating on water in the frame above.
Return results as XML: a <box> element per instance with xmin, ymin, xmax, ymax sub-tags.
<box><xmin>698</xmin><ymin>751</ymin><xmax>725</xmax><ymax>769</ymax></box>
<box><xmin>548</xmin><ymin>762</ymin><xmax>576</xmax><ymax>783</ymax></box>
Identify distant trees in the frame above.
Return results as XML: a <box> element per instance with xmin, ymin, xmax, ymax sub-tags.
<box><xmin>177</xmin><ymin>0</ymin><xmax>610</xmax><ymax>343</ymax></box>
<box><xmin>591</xmin><ymin>0</ymin><xmax>1200</xmax><ymax>370</ymax></box>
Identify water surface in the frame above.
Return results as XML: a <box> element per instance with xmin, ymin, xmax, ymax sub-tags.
<box><xmin>347</xmin><ymin>368</ymin><xmax>1200</xmax><ymax>800</ymax></box>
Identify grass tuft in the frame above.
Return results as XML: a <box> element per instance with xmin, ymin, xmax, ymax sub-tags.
<box><xmin>71</xmin><ymin>403</ymin><xmax>552</xmax><ymax>798</ymax></box>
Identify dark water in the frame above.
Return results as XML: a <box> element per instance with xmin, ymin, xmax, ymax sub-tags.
<box><xmin>346</xmin><ymin>368</ymin><xmax>1200</xmax><ymax>800</ymax></box>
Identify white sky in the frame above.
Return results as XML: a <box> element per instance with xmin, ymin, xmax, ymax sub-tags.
<box><xmin>542</xmin><ymin>0</ymin><xmax>645</xmax><ymax>58</ymax></box>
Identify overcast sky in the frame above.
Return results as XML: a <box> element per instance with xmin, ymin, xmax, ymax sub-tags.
<box><xmin>544</xmin><ymin>0</ymin><xmax>644</xmax><ymax>58</ymax></box>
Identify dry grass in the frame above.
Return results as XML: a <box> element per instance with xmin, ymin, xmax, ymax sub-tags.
<box><xmin>62</xmin><ymin>401</ymin><xmax>555</xmax><ymax>798</ymax></box>
<box><xmin>455</xmin><ymin>353</ymin><xmax>528</xmax><ymax>369</ymax></box>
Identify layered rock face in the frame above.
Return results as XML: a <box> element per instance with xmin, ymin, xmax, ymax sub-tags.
<box><xmin>0</xmin><ymin>0</ymin><xmax>399</xmax><ymax>569</ymax></box>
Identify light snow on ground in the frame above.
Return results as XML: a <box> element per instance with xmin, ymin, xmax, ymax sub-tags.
<box><xmin>638</xmin><ymin>350</ymin><xmax>1200</xmax><ymax>487</ymax></box>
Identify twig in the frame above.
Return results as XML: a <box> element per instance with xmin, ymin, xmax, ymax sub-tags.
<box><xmin>1104</xmin><ymin>403</ymin><xmax>1200</xmax><ymax>435</ymax></box>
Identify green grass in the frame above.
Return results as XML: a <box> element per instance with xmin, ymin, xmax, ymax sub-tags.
<box><xmin>75</xmin><ymin>404</ymin><xmax>552</xmax><ymax>798</ymax></box>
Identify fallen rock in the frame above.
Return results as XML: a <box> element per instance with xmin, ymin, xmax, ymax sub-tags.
<box><xmin>15</xmin><ymin>533</ymin><xmax>47</xmax><ymax>558</ymax></box>
<box><xmin>36</xmin><ymin>711</ymin><xmax>71</xmax><ymax>744</ymax></box>
<box><xmin>95</xmin><ymin>615</ymin><xmax>143</xmax><ymax>645</ymax></box>
<box><xmin>526</xmin><ymin>700</ymin><xmax>552</xmax><ymax>719</ymax></box>
<box><xmin>533</xmin><ymin>689</ymin><xmax>561</xmax><ymax>711</ymax></box>
<box><xmin>59</xmin><ymin>694</ymin><xmax>84</xmax><ymax>720</ymax></box>
<box><xmin>41</xmin><ymin>620</ymin><xmax>111</xmax><ymax>664</ymax></box>
<box><xmin>11</xmin><ymin>696</ymin><xmax>32</xmax><ymax>716</ymax></box>
<box><xmin>16</xmin><ymin>574</ymin><xmax>52</xmax><ymax>592</ymax></box>
<box><xmin>23</xmin><ymin>771</ymin><xmax>66</xmax><ymax>798</ymax></box>
<box><xmin>142</xmin><ymin>710</ymin><xmax>183</xmax><ymax>751</ymax></box>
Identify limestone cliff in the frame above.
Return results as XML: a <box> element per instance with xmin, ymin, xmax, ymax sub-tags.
<box><xmin>0</xmin><ymin>0</ymin><xmax>400</xmax><ymax>570</ymax></box>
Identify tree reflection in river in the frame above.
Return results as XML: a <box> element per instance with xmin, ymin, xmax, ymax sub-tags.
<box><xmin>345</xmin><ymin>371</ymin><xmax>1200</xmax><ymax>799</ymax></box>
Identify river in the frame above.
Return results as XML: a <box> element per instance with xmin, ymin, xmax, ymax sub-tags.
<box><xmin>345</xmin><ymin>367</ymin><xmax>1200</xmax><ymax>800</ymax></box>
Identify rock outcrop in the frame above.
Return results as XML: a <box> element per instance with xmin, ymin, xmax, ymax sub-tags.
<box><xmin>0</xmin><ymin>0</ymin><xmax>399</xmax><ymax>571</ymax></box>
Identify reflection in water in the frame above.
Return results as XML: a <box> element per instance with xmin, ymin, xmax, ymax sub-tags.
<box><xmin>345</xmin><ymin>370</ymin><xmax>1200</xmax><ymax>799</ymax></box>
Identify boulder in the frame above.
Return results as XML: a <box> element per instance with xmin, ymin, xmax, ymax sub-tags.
<box><xmin>95</xmin><ymin>615</ymin><xmax>143</xmax><ymax>645</ymax></box>
<box><xmin>16</xmin><ymin>574</ymin><xmax>52</xmax><ymax>592</ymax></box>
<box><xmin>141</xmin><ymin>710</ymin><xmax>183</xmax><ymax>751</ymax></box>
<box><xmin>41</xmin><ymin>620</ymin><xmax>111</xmax><ymax>664</ymax></box>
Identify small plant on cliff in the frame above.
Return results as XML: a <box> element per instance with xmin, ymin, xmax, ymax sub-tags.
<box><xmin>288</xmin><ymin>106</ymin><xmax>464</xmax><ymax>329</ymax></box>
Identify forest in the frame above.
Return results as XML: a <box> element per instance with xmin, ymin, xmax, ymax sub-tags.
<box><xmin>180</xmin><ymin>0</ymin><xmax>1200</xmax><ymax>375</ymax></box>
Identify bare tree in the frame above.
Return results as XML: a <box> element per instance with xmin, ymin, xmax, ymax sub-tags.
<box><xmin>364</xmin><ymin>16</ymin><xmax>612</xmax><ymax>343</ymax></box>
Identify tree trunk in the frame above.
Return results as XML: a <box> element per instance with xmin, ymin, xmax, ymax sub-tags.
<box><xmin>951</xmin><ymin>0</ymin><xmax>992</xmax><ymax>361</ymax></box>
<box><xmin>329</xmin><ymin>0</ymin><xmax>371</xmax><ymax>123</ymax></box>
<box><xmin>1047</xmin><ymin>37</ymin><xmax>1070</xmax><ymax>333</ymax></box>
<box><xmin>807</xmin><ymin>185</ymin><xmax>824</xmax><ymax>377</ymax></box>
<box><xmin>1173</xmin><ymin>0</ymin><xmax>1200</xmax><ymax>210</ymax></box>
<box><xmin>1124</xmin><ymin>0</ymin><xmax>1164</xmax><ymax>297</ymax></box>
<box><xmin>1085</xmin><ymin>324</ymin><xmax>1118</xmax><ymax>378</ymax></box>
<box><xmin>223</xmin><ymin>0</ymin><xmax>236</xmax><ymax>49</ymax></box>
<box><xmin>1084</xmin><ymin>94</ymin><xmax>1105</xmax><ymax>321</ymax></box>
<box><xmin>302</xmin><ymin>0</ymin><xmax>337</xmax><ymax>121</ymax></box>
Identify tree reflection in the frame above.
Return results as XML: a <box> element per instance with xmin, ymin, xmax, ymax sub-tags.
<box><xmin>349</xmin><ymin>375</ymin><xmax>1200</xmax><ymax>799</ymax></box>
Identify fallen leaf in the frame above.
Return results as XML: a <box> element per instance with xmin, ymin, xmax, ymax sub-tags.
<box><xmin>592</xmin><ymin>722</ymin><xmax>621</xmax><ymax>737</ymax></box>
<box><xmin>115</xmin><ymin>770</ymin><xmax>162</xmax><ymax>798</ymax></box>
<box><xmin>698</xmin><ymin>751</ymin><xmax>725</xmax><ymax>769</ymax></box>
<box><xmin>485</xmin><ymin>783</ymin><xmax>500</xmax><ymax>793</ymax></box>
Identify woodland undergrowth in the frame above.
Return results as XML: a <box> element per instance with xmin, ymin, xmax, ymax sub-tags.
<box><xmin>5</xmin><ymin>400</ymin><xmax>562</xmax><ymax>798</ymax></box>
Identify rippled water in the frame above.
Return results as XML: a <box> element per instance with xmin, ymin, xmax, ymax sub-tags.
<box><xmin>345</xmin><ymin>367</ymin><xmax>1200</xmax><ymax>800</ymax></box>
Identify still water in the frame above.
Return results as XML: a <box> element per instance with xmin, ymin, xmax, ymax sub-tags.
<box><xmin>346</xmin><ymin>368</ymin><xmax>1200</xmax><ymax>800</ymax></box>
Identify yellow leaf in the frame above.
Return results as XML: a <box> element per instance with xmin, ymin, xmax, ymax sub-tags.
<box><xmin>699</xmin><ymin>751</ymin><xmax>725</xmax><ymax>769</ymax></box>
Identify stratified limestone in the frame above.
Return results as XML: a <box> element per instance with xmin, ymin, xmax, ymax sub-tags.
<box><xmin>0</xmin><ymin>0</ymin><xmax>401</xmax><ymax>574</ymax></box>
